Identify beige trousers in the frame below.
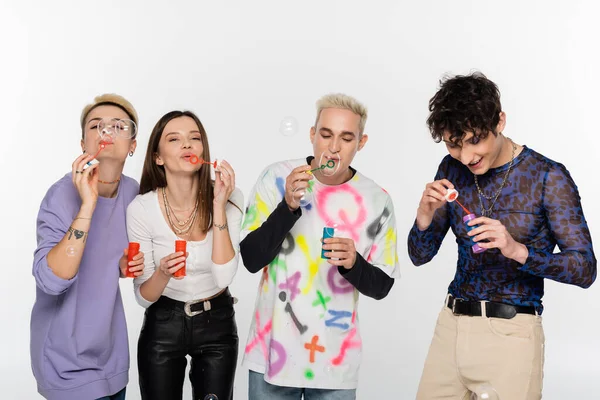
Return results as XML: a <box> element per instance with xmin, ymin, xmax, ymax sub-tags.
<box><xmin>416</xmin><ymin>301</ymin><xmax>545</xmax><ymax>400</ymax></box>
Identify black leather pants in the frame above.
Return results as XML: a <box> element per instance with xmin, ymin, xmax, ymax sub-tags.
<box><xmin>138</xmin><ymin>290</ymin><xmax>239</xmax><ymax>400</ymax></box>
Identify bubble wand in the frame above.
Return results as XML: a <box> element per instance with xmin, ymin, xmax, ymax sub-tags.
<box><xmin>189</xmin><ymin>155</ymin><xmax>217</xmax><ymax>168</ymax></box>
<box><xmin>445</xmin><ymin>189</ymin><xmax>486</xmax><ymax>254</ymax></box>
<box><xmin>309</xmin><ymin>159</ymin><xmax>336</xmax><ymax>174</ymax></box>
<box><xmin>83</xmin><ymin>141</ymin><xmax>108</xmax><ymax>169</ymax></box>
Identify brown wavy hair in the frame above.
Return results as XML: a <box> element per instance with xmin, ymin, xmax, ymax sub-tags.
<box><xmin>427</xmin><ymin>71</ymin><xmax>502</xmax><ymax>145</ymax></box>
<box><xmin>139</xmin><ymin>110</ymin><xmax>215</xmax><ymax>232</ymax></box>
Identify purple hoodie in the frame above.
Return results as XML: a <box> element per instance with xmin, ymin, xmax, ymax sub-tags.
<box><xmin>30</xmin><ymin>173</ymin><xmax>138</xmax><ymax>400</ymax></box>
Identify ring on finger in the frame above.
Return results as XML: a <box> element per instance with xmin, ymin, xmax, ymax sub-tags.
<box><xmin>75</xmin><ymin>170</ymin><xmax>83</xmax><ymax>174</ymax></box>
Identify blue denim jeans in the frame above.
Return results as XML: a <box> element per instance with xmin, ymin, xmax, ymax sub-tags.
<box><xmin>249</xmin><ymin>370</ymin><xmax>356</xmax><ymax>400</ymax></box>
<box><xmin>96</xmin><ymin>387</ymin><xmax>126</xmax><ymax>400</ymax></box>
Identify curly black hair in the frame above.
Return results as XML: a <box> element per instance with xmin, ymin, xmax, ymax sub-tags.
<box><xmin>427</xmin><ymin>71</ymin><xmax>502</xmax><ymax>145</ymax></box>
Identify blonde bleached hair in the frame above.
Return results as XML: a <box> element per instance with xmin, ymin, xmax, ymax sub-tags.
<box><xmin>315</xmin><ymin>93</ymin><xmax>368</xmax><ymax>135</ymax></box>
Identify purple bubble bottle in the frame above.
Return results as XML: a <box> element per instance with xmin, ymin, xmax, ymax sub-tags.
<box><xmin>463</xmin><ymin>214</ymin><xmax>486</xmax><ymax>254</ymax></box>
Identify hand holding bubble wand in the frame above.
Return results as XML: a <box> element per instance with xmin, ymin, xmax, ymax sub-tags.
<box><xmin>294</xmin><ymin>154</ymin><xmax>342</xmax><ymax>207</ymax></box>
<box><xmin>83</xmin><ymin>142</ymin><xmax>107</xmax><ymax>169</ymax></box>
<box><xmin>445</xmin><ymin>188</ymin><xmax>486</xmax><ymax>254</ymax></box>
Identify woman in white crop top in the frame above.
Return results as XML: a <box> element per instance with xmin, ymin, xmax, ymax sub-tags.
<box><xmin>126</xmin><ymin>110</ymin><xmax>243</xmax><ymax>400</ymax></box>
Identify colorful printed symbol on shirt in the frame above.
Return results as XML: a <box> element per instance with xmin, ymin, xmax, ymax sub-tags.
<box><xmin>305</xmin><ymin>368</ymin><xmax>315</xmax><ymax>380</ymax></box>
<box><xmin>267</xmin><ymin>256</ymin><xmax>288</xmax><ymax>285</ymax></box>
<box><xmin>297</xmin><ymin>235</ymin><xmax>322</xmax><ymax>294</ymax></box>
<box><xmin>304</xmin><ymin>335</ymin><xmax>326</xmax><ymax>363</ymax></box>
<box><xmin>284</xmin><ymin>302</ymin><xmax>308</xmax><ymax>334</ymax></box>
<box><xmin>280</xmin><ymin>233</ymin><xmax>296</xmax><ymax>255</ymax></box>
<box><xmin>366</xmin><ymin>244</ymin><xmax>377</xmax><ymax>263</ymax></box>
<box><xmin>325</xmin><ymin>310</ymin><xmax>352</xmax><ymax>330</ymax></box>
<box><xmin>331</xmin><ymin>327</ymin><xmax>361</xmax><ymax>366</ymax></box>
<box><xmin>261</xmin><ymin>267</ymin><xmax>269</xmax><ymax>291</ymax></box>
<box><xmin>278</xmin><ymin>271</ymin><xmax>301</xmax><ymax>301</ymax></box>
<box><xmin>312</xmin><ymin>290</ymin><xmax>331</xmax><ymax>310</ymax></box>
<box><xmin>276</xmin><ymin>177</ymin><xmax>285</xmax><ymax>199</ymax></box>
<box><xmin>245</xmin><ymin>311</ymin><xmax>272</xmax><ymax>361</ymax></box>
<box><xmin>384</xmin><ymin>227</ymin><xmax>397</xmax><ymax>265</ymax></box>
<box><xmin>327</xmin><ymin>265</ymin><xmax>354</xmax><ymax>294</ymax></box>
<box><xmin>243</xmin><ymin>205</ymin><xmax>257</xmax><ymax>230</ymax></box>
<box><xmin>267</xmin><ymin>339</ymin><xmax>287</xmax><ymax>378</ymax></box>
<box><xmin>366</xmin><ymin>207</ymin><xmax>390</xmax><ymax>239</ymax></box>
<box><xmin>316</xmin><ymin>185</ymin><xmax>367</xmax><ymax>242</ymax></box>
<box><xmin>243</xmin><ymin>192</ymin><xmax>270</xmax><ymax>231</ymax></box>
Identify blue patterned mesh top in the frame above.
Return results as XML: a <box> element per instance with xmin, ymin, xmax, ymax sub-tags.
<box><xmin>408</xmin><ymin>146</ymin><xmax>597</xmax><ymax>314</ymax></box>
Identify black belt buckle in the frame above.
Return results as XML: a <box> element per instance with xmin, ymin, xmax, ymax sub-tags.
<box><xmin>450</xmin><ymin>296</ymin><xmax>462</xmax><ymax>314</ymax></box>
<box><xmin>449</xmin><ymin>296</ymin><xmax>482</xmax><ymax>317</ymax></box>
<box><xmin>184</xmin><ymin>295</ymin><xmax>238</xmax><ymax>317</ymax></box>
<box><xmin>184</xmin><ymin>299</ymin><xmax>210</xmax><ymax>317</ymax></box>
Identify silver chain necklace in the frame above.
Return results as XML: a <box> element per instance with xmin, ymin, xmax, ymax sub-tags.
<box><xmin>473</xmin><ymin>138</ymin><xmax>517</xmax><ymax>217</ymax></box>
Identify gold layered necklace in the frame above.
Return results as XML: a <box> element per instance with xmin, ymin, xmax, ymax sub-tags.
<box><xmin>162</xmin><ymin>187</ymin><xmax>199</xmax><ymax>236</ymax></box>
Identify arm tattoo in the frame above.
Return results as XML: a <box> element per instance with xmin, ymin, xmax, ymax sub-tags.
<box><xmin>213</xmin><ymin>222</ymin><xmax>228</xmax><ymax>231</ymax></box>
<box><xmin>67</xmin><ymin>226</ymin><xmax>88</xmax><ymax>243</ymax></box>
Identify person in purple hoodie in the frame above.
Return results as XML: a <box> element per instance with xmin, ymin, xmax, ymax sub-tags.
<box><xmin>30</xmin><ymin>93</ymin><xmax>145</xmax><ymax>400</ymax></box>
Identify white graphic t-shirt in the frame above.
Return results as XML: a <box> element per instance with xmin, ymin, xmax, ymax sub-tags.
<box><xmin>241</xmin><ymin>159</ymin><xmax>399</xmax><ymax>389</ymax></box>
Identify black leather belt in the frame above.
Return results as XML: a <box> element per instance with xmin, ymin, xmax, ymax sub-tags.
<box><xmin>447</xmin><ymin>295</ymin><xmax>536</xmax><ymax>319</ymax></box>
<box><xmin>154</xmin><ymin>289</ymin><xmax>238</xmax><ymax>317</ymax></box>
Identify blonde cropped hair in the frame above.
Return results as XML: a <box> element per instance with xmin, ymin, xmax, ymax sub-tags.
<box><xmin>315</xmin><ymin>93</ymin><xmax>368</xmax><ymax>135</ymax></box>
